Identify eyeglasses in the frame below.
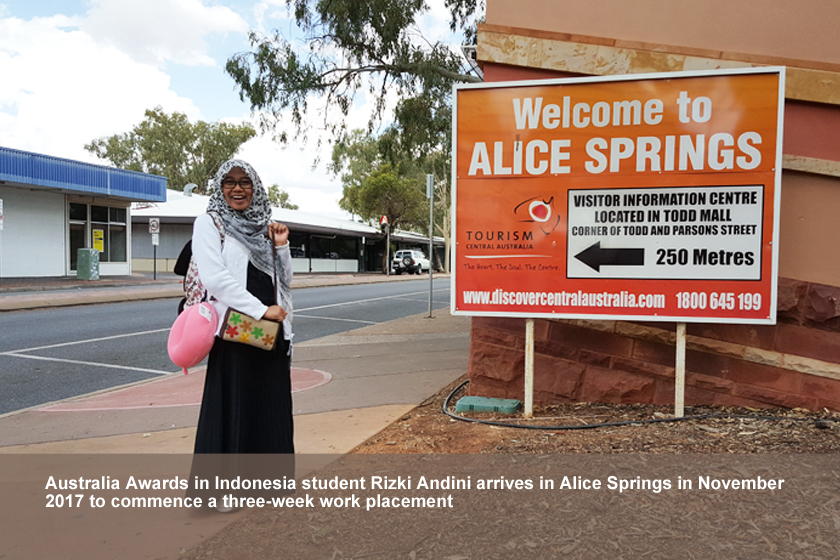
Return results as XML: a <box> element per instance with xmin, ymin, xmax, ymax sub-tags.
<box><xmin>222</xmin><ymin>177</ymin><xmax>253</xmax><ymax>190</ymax></box>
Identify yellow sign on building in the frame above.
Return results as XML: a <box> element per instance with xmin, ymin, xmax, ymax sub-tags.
<box><xmin>93</xmin><ymin>229</ymin><xmax>104</xmax><ymax>252</ymax></box>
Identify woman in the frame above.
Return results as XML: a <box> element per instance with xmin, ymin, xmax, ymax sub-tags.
<box><xmin>191</xmin><ymin>159</ymin><xmax>294</xmax><ymax>456</ymax></box>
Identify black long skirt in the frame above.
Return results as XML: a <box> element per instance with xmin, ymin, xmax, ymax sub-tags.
<box><xmin>193</xmin><ymin>263</ymin><xmax>294</xmax><ymax>454</ymax></box>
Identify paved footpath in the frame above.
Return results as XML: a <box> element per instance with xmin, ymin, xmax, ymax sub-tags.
<box><xmin>0</xmin><ymin>272</ymin><xmax>469</xmax><ymax>559</ymax></box>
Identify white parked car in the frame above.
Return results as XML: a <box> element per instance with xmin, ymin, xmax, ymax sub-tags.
<box><xmin>392</xmin><ymin>249</ymin><xmax>430</xmax><ymax>275</ymax></box>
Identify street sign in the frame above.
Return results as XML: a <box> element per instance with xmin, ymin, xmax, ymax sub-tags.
<box><xmin>152</xmin><ymin>233</ymin><xmax>159</xmax><ymax>246</ymax></box>
<box><xmin>149</xmin><ymin>218</ymin><xmax>160</xmax><ymax>234</ymax></box>
<box><xmin>452</xmin><ymin>67</ymin><xmax>784</xmax><ymax>324</ymax></box>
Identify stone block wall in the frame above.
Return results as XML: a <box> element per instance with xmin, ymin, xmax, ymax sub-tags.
<box><xmin>468</xmin><ymin>278</ymin><xmax>840</xmax><ymax>411</ymax></box>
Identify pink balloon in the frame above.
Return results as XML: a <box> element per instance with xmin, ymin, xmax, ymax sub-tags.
<box><xmin>167</xmin><ymin>302</ymin><xmax>218</xmax><ymax>374</ymax></box>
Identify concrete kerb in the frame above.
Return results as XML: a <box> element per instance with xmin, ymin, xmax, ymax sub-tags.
<box><xmin>0</xmin><ymin>272</ymin><xmax>450</xmax><ymax>311</ymax></box>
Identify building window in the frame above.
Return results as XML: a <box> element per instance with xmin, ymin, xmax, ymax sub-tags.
<box><xmin>68</xmin><ymin>201</ymin><xmax>128</xmax><ymax>269</ymax></box>
<box><xmin>335</xmin><ymin>237</ymin><xmax>358</xmax><ymax>259</ymax></box>
<box><xmin>306</xmin><ymin>235</ymin><xmax>359</xmax><ymax>259</ymax></box>
<box><xmin>310</xmin><ymin>236</ymin><xmax>335</xmax><ymax>259</ymax></box>
<box><xmin>69</xmin><ymin>202</ymin><xmax>87</xmax><ymax>221</ymax></box>
<box><xmin>69</xmin><ymin>203</ymin><xmax>87</xmax><ymax>271</ymax></box>
<box><xmin>289</xmin><ymin>231</ymin><xmax>307</xmax><ymax>258</ymax></box>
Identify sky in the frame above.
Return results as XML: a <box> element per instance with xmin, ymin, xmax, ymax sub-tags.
<box><xmin>0</xmin><ymin>0</ymin><xmax>457</xmax><ymax>218</ymax></box>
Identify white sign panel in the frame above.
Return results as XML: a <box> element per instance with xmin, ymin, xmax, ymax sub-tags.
<box><xmin>566</xmin><ymin>185</ymin><xmax>764</xmax><ymax>280</ymax></box>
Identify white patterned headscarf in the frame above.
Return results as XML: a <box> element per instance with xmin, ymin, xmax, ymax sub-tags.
<box><xmin>206</xmin><ymin>159</ymin><xmax>276</xmax><ymax>279</ymax></box>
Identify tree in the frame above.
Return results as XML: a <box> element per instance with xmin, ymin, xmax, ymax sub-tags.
<box><xmin>225</xmin><ymin>0</ymin><xmax>486</xmax><ymax>272</ymax></box>
<box><xmin>224</xmin><ymin>0</ymin><xmax>483</xmax><ymax>146</ymax></box>
<box><xmin>422</xmin><ymin>151</ymin><xmax>453</xmax><ymax>272</ymax></box>
<box><xmin>356</xmin><ymin>163</ymin><xmax>426</xmax><ymax>272</ymax></box>
<box><xmin>85</xmin><ymin>107</ymin><xmax>256</xmax><ymax>193</ymax></box>
<box><xmin>267</xmin><ymin>184</ymin><xmax>300</xmax><ymax>209</ymax></box>
<box><xmin>329</xmin><ymin>129</ymin><xmax>382</xmax><ymax>218</ymax></box>
<box><xmin>330</xmin><ymin>130</ymin><xmax>440</xmax><ymax>271</ymax></box>
<box><xmin>330</xmin><ymin>127</ymin><xmax>453</xmax><ymax>270</ymax></box>
<box><xmin>382</xmin><ymin>97</ymin><xmax>455</xmax><ymax>271</ymax></box>
<box><xmin>352</xmin><ymin>163</ymin><xmax>425</xmax><ymax>232</ymax></box>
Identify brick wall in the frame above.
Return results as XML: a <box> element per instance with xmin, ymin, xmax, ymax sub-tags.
<box><xmin>468</xmin><ymin>278</ymin><xmax>840</xmax><ymax>411</ymax></box>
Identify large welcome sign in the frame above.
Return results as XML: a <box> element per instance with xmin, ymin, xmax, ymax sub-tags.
<box><xmin>451</xmin><ymin>68</ymin><xmax>784</xmax><ymax>324</ymax></box>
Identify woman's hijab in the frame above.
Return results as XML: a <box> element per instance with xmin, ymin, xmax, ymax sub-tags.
<box><xmin>206</xmin><ymin>159</ymin><xmax>276</xmax><ymax>279</ymax></box>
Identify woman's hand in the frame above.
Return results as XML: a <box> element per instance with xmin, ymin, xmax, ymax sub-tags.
<box><xmin>268</xmin><ymin>222</ymin><xmax>289</xmax><ymax>247</ymax></box>
<box><xmin>263</xmin><ymin>304</ymin><xmax>288</xmax><ymax>322</ymax></box>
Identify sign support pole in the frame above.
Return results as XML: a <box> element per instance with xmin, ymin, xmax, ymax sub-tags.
<box><xmin>149</xmin><ymin>218</ymin><xmax>160</xmax><ymax>280</ymax></box>
<box><xmin>524</xmin><ymin>318</ymin><xmax>535</xmax><ymax>417</ymax></box>
<box><xmin>427</xmin><ymin>174</ymin><xmax>434</xmax><ymax>318</ymax></box>
<box><xmin>381</xmin><ymin>216</ymin><xmax>390</xmax><ymax>276</ymax></box>
<box><xmin>675</xmin><ymin>322</ymin><xmax>686</xmax><ymax>418</ymax></box>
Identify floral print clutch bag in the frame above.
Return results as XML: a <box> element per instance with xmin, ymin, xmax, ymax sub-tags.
<box><xmin>219</xmin><ymin>308</ymin><xmax>280</xmax><ymax>351</ymax></box>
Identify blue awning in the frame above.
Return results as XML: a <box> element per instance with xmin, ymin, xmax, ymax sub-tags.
<box><xmin>0</xmin><ymin>146</ymin><xmax>167</xmax><ymax>202</ymax></box>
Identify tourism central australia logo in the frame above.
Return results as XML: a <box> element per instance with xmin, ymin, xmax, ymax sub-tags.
<box><xmin>464</xmin><ymin>196</ymin><xmax>559</xmax><ymax>249</ymax></box>
<box><xmin>514</xmin><ymin>196</ymin><xmax>561</xmax><ymax>236</ymax></box>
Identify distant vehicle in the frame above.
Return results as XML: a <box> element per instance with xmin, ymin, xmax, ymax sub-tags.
<box><xmin>392</xmin><ymin>249</ymin><xmax>430</xmax><ymax>275</ymax></box>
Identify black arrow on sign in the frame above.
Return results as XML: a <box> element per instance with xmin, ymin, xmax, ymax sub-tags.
<box><xmin>574</xmin><ymin>241</ymin><xmax>645</xmax><ymax>272</ymax></box>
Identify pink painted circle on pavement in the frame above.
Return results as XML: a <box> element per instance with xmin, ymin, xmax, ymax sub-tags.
<box><xmin>291</xmin><ymin>367</ymin><xmax>332</xmax><ymax>393</ymax></box>
<box><xmin>39</xmin><ymin>367</ymin><xmax>332</xmax><ymax>412</ymax></box>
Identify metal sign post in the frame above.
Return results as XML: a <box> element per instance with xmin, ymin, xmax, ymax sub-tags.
<box><xmin>427</xmin><ymin>174</ymin><xmax>434</xmax><ymax>318</ymax></box>
<box><xmin>152</xmin><ymin>233</ymin><xmax>160</xmax><ymax>279</ymax></box>
<box><xmin>380</xmin><ymin>216</ymin><xmax>390</xmax><ymax>276</ymax></box>
<box><xmin>149</xmin><ymin>218</ymin><xmax>160</xmax><ymax>280</ymax></box>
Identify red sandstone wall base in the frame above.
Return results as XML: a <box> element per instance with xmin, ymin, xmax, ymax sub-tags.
<box><xmin>467</xmin><ymin>278</ymin><xmax>840</xmax><ymax>412</ymax></box>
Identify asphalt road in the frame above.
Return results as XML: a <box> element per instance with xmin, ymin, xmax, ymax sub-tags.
<box><xmin>0</xmin><ymin>278</ymin><xmax>451</xmax><ymax>415</ymax></box>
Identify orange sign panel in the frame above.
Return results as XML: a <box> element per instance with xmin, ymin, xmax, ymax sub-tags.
<box><xmin>452</xmin><ymin>68</ymin><xmax>784</xmax><ymax>323</ymax></box>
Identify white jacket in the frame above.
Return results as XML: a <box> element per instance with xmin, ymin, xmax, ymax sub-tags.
<box><xmin>192</xmin><ymin>213</ymin><xmax>293</xmax><ymax>341</ymax></box>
